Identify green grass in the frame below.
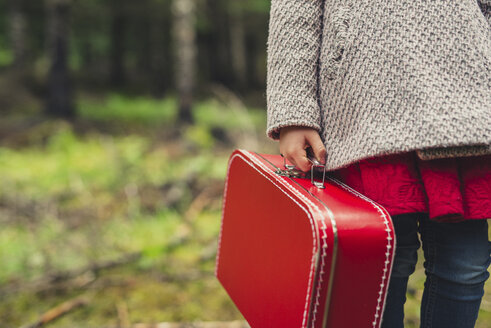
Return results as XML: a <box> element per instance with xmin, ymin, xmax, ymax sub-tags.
<box><xmin>0</xmin><ymin>124</ymin><xmax>229</xmax><ymax>202</ymax></box>
<box><xmin>77</xmin><ymin>94</ymin><xmax>266</xmax><ymax>130</ymax></box>
<box><xmin>0</xmin><ymin>47</ymin><xmax>13</xmax><ymax>67</ymax></box>
<box><xmin>78</xmin><ymin>94</ymin><xmax>178</xmax><ymax>125</ymax></box>
<box><xmin>194</xmin><ymin>99</ymin><xmax>265</xmax><ymax>130</ymax></box>
<box><xmin>0</xmin><ymin>127</ymin><xmax>146</xmax><ymax>198</ymax></box>
<box><xmin>0</xmin><ymin>210</ymin><xmax>182</xmax><ymax>284</ymax></box>
<box><xmin>0</xmin><ymin>102</ymin><xmax>247</xmax><ymax>326</ymax></box>
<box><xmin>0</xmin><ymin>207</ymin><xmax>239</xmax><ymax>328</ymax></box>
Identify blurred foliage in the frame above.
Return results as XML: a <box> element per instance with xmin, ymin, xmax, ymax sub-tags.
<box><xmin>0</xmin><ymin>47</ymin><xmax>12</xmax><ymax>66</ymax></box>
<box><xmin>0</xmin><ymin>0</ymin><xmax>270</xmax><ymax>99</ymax></box>
<box><xmin>78</xmin><ymin>95</ymin><xmax>178</xmax><ymax>125</ymax></box>
<box><xmin>0</xmin><ymin>95</ymin><xmax>272</xmax><ymax>327</ymax></box>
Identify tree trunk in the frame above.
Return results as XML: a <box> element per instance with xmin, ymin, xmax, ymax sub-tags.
<box><xmin>8</xmin><ymin>0</ymin><xmax>27</xmax><ymax>68</ymax></box>
<box><xmin>206</xmin><ymin>0</ymin><xmax>232</xmax><ymax>86</ymax></box>
<box><xmin>172</xmin><ymin>0</ymin><xmax>197</xmax><ymax>124</ymax></box>
<box><xmin>80</xmin><ymin>29</ymin><xmax>94</xmax><ymax>69</ymax></box>
<box><xmin>229</xmin><ymin>9</ymin><xmax>247</xmax><ymax>91</ymax></box>
<box><xmin>45</xmin><ymin>0</ymin><xmax>74</xmax><ymax>118</ymax></box>
<box><xmin>150</xmin><ymin>17</ymin><xmax>167</xmax><ymax>97</ymax></box>
<box><xmin>109</xmin><ymin>0</ymin><xmax>127</xmax><ymax>87</ymax></box>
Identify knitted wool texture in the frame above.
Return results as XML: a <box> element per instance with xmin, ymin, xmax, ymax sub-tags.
<box><xmin>266</xmin><ymin>0</ymin><xmax>491</xmax><ymax>171</ymax></box>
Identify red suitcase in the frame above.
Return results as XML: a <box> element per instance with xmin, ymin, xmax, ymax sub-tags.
<box><xmin>215</xmin><ymin>150</ymin><xmax>396</xmax><ymax>328</ymax></box>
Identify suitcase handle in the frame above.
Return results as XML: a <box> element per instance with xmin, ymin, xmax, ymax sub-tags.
<box><xmin>306</xmin><ymin>147</ymin><xmax>327</xmax><ymax>189</ymax></box>
<box><xmin>277</xmin><ymin>148</ymin><xmax>327</xmax><ymax>189</ymax></box>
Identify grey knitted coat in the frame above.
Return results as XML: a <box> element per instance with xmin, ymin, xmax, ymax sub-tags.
<box><xmin>266</xmin><ymin>0</ymin><xmax>491</xmax><ymax>171</ymax></box>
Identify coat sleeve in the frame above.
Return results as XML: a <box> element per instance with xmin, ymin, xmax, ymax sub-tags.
<box><xmin>266</xmin><ymin>0</ymin><xmax>325</xmax><ymax>140</ymax></box>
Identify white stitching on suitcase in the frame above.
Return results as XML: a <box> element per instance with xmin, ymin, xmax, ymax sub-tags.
<box><xmin>246</xmin><ymin>151</ymin><xmax>329</xmax><ymax>328</ymax></box>
<box><xmin>327</xmin><ymin>178</ymin><xmax>395</xmax><ymax>328</ymax></box>
<box><xmin>310</xmin><ymin>217</ymin><xmax>329</xmax><ymax>328</ymax></box>
<box><xmin>215</xmin><ymin>152</ymin><xmax>235</xmax><ymax>278</ymax></box>
<box><xmin>251</xmin><ymin>153</ymin><xmax>337</xmax><ymax>328</ymax></box>
<box><xmin>217</xmin><ymin>152</ymin><xmax>319</xmax><ymax>328</ymax></box>
<box><xmin>245</xmin><ymin>152</ymin><xmax>320</xmax><ymax>328</ymax></box>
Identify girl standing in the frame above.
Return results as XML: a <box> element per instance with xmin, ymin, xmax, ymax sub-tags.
<box><xmin>266</xmin><ymin>1</ymin><xmax>491</xmax><ymax>327</ymax></box>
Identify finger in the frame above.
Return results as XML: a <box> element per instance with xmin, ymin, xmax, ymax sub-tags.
<box><xmin>305</xmin><ymin>132</ymin><xmax>327</xmax><ymax>164</ymax></box>
<box><xmin>281</xmin><ymin>146</ymin><xmax>298</xmax><ymax>167</ymax></box>
<box><xmin>292</xmin><ymin>149</ymin><xmax>311</xmax><ymax>172</ymax></box>
<box><xmin>285</xmin><ymin>154</ymin><xmax>297</xmax><ymax>168</ymax></box>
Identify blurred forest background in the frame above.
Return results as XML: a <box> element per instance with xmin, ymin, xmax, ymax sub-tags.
<box><xmin>0</xmin><ymin>0</ymin><xmax>489</xmax><ymax>327</ymax></box>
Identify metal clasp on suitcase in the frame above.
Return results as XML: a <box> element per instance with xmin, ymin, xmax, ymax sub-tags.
<box><xmin>276</xmin><ymin>148</ymin><xmax>327</xmax><ymax>189</ymax></box>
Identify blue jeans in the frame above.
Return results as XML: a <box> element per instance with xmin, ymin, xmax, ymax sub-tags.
<box><xmin>381</xmin><ymin>213</ymin><xmax>491</xmax><ymax>328</ymax></box>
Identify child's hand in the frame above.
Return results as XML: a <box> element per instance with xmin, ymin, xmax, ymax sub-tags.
<box><xmin>279</xmin><ymin>126</ymin><xmax>327</xmax><ymax>172</ymax></box>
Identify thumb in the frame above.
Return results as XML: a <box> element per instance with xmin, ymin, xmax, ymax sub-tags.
<box><xmin>306</xmin><ymin>131</ymin><xmax>327</xmax><ymax>165</ymax></box>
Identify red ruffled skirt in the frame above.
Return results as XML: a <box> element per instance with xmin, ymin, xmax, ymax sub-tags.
<box><xmin>331</xmin><ymin>152</ymin><xmax>491</xmax><ymax>222</ymax></box>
